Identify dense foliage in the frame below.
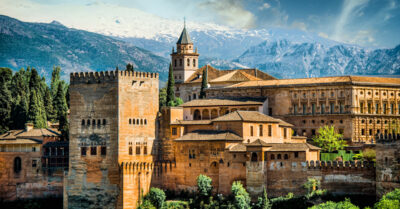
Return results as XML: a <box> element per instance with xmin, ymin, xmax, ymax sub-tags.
<box><xmin>197</xmin><ymin>174</ymin><xmax>213</xmax><ymax>199</ymax></box>
<box><xmin>231</xmin><ymin>181</ymin><xmax>251</xmax><ymax>209</ymax></box>
<box><xmin>374</xmin><ymin>189</ymin><xmax>400</xmax><ymax>209</ymax></box>
<box><xmin>312</xmin><ymin>126</ymin><xmax>347</xmax><ymax>152</ymax></box>
<box><xmin>309</xmin><ymin>198</ymin><xmax>359</xmax><ymax>209</ymax></box>
<box><xmin>144</xmin><ymin>188</ymin><xmax>166</xmax><ymax>209</ymax></box>
<box><xmin>353</xmin><ymin>148</ymin><xmax>376</xmax><ymax>162</ymax></box>
<box><xmin>166</xmin><ymin>63</ymin><xmax>175</xmax><ymax>106</ymax></box>
<box><xmin>0</xmin><ymin>66</ymin><xmax>69</xmax><ymax>138</ymax></box>
<box><xmin>199</xmin><ymin>66</ymin><xmax>208</xmax><ymax>99</ymax></box>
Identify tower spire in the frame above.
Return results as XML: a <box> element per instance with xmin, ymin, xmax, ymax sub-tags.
<box><xmin>184</xmin><ymin>17</ymin><xmax>186</xmax><ymax>28</ymax></box>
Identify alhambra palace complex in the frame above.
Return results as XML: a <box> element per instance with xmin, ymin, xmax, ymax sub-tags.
<box><xmin>0</xmin><ymin>25</ymin><xmax>400</xmax><ymax>209</ymax></box>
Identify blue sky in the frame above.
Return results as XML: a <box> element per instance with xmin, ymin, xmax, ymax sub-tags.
<box><xmin>3</xmin><ymin>0</ymin><xmax>400</xmax><ymax>48</ymax></box>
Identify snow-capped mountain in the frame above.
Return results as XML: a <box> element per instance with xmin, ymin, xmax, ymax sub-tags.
<box><xmin>234</xmin><ymin>40</ymin><xmax>400</xmax><ymax>78</ymax></box>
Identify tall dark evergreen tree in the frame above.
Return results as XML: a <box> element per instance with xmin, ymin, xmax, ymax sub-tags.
<box><xmin>28</xmin><ymin>89</ymin><xmax>47</xmax><ymax>128</ymax></box>
<box><xmin>199</xmin><ymin>65</ymin><xmax>208</xmax><ymax>99</ymax></box>
<box><xmin>166</xmin><ymin>63</ymin><xmax>175</xmax><ymax>106</ymax></box>
<box><xmin>126</xmin><ymin>63</ymin><xmax>134</xmax><ymax>72</ymax></box>
<box><xmin>44</xmin><ymin>87</ymin><xmax>55</xmax><ymax>122</ymax></box>
<box><xmin>29</xmin><ymin>68</ymin><xmax>41</xmax><ymax>91</ymax></box>
<box><xmin>0</xmin><ymin>68</ymin><xmax>12</xmax><ymax>133</ymax></box>
<box><xmin>50</xmin><ymin>66</ymin><xmax>61</xmax><ymax>98</ymax></box>
<box><xmin>10</xmin><ymin>69</ymin><xmax>29</xmax><ymax>129</ymax></box>
<box><xmin>54</xmin><ymin>82</ymin><xmax>68</xmax><ymax>138</ymax></box>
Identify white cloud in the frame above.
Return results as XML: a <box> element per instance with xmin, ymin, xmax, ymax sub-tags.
<box><xmin>258</xmin><ymin>3</ymin><xmax>271</xmax><ymax>10</ymax></box>
<box><xmin>291</xmin><ymin>21</ymin><xmax>307</xmax><ymax>31</ymax></box>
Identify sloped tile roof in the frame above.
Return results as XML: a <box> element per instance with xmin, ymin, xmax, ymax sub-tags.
<box><xmin>264</xmin><ymin>143</ymin><xmax>321</xmax><ymax>151</ymax></box>
<box><xmin>212</xmin><ymin>111</ymin><xmax>293</xmax><ymax>127</ymax></box>
<box><xmin>227</xmin><ymin>143</ymin><xmax>246</xmax><ymax>152</ymax></box>
<box><xmin>180</xmin><ymin>97</ymin><xmax>266</xmax><ymax>107</ymax></box>
<box><xmin>0</xmin><ymin>138</ymin><xmax>41</xmax><ymax>145</ymax></box>
<box><xmin>247</xmin><ymin>139</ymin><xmax>270</xmax><ymax>147</ymax></box>
<box><xmin>210</xmin><ymin>70</ymin><xmax>262</xmax><ymax>83</ymax></box>
<box><xmin>177</xmin><ymin>27</ymin><xmax>192</xmax><ymax>44</ymax></box>
<box><xmin>175</xmin><ymin>130</ymin><xmax>243</xmax><ymax>141</ymax></box>
<box><xmin>171</xmin><ymin>120</ymin><xmax>212</xmax><ymax>125</ymax></box>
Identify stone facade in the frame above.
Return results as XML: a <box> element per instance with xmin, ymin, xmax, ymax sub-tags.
<box><xmin>65</xmin><ymin>70</ymin><xmax>159</xmax><ymax>209</ymax></box>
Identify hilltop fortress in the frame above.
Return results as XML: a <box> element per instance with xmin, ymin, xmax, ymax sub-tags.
<box><xmin>59</xmin><ymin>25</ymin><xmax>400</xmax><ymax>209</ymax></box>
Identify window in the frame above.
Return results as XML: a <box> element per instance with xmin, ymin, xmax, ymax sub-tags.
<box><xmin>136</xmin><ymin>144</ymin><xmax>141</xmax><ymax>155</ymax></box>
<box><xmin>143</xmin><ymin>145</ymin><xmax>148</xmax><ymax>155</ymax></box>
<box><xmin>103</xmin><ymin>119</ymin><xmax>106</xmax><ymax>125</ymax></box>
<box><xmin>390</xmin><ymin>103</ymin><xmax>394</xmax><ymax>114</ymax></box>
<box><xmin>87</xmin><ymin>120</ymin><xmax>90</xmax><ymax>125</ymax></box>
<box><xmin>268</xmin><ymin>108</ymin><xmax>273</xmax><ymax>116</ymax></box>
<box><xmin>81</xmin><ymin>147</ymin><xmax>87</xmax><ymax>156</ymax></box>
<box><xmin>136</xmin><ymin>119</ymin><xmax>139</xmax><ymax>125</ymax></box>
<box><xmin>321</xmin><ymin>103</ymin><xmax>325</xmax><ymax>114</ymax></box>
<box><xmin>271</xmin><ymin>154</ymin><xmax>275</xmax><ymax>160</ymax></box>
<box><xmin>32</xmin><ymin>147</ymin><xmax>36</xmax><ymax>152</ymax></box>
<box><xmin>129</xmin><ymin>119</ymin><xmax>131</xmax><ymax>124</ymax></box>
<box><xmin>81</xmin><ymin>119</ymin><xmax>85</xmax><ymax>126</ymax></box>
<box><xmin>187</xmin><ymin>58</ymin><xmax>190</xmax><ymax>66</ymax></box>
<box><xmin>101</xmin><ymin>146</ymin><xmax>106</xmax><ymax>156</ymax></box>
<box><xmin>259</xmin><ymin>125</ymin><xmax>263</xmax><ymax>136</ymax></box>
<box><xmin>188</xmin><ymin>95</ymin><xmax>191</xmax><ymax>101</ymax></box>
<box><xmin>129</xmin><ymin>146</ymin><xmax>133</xmax><ymax>155</ymax></box>
<box><xmin>339</xmin><ymin>129</ymin><xmax>344</xmax><ymax>134</ymax></box>
<box><xmin>268</xmin><ymin>125</ymin><xmax>272</xmax><ymax>137</ymax></box>
<box><xmin>294</xmin><ymin>152</ymin><xmax>299</xmax><ymax>158</ymax></box>
<box><xmin>312</xmin><ymin>104</ymin><xmax>316</xmax><ymax>115</ymax></box>
<box><xmin>97</xmin><ymin>119</ymin><xmax>101</xmax><ymax>126</ymax></box>
<box><xmin>193</xmin><ymin>94</ymin><xmax>197</xmax><ymax>99</ymax></box>
<box><xmin>293</xmin><ymin>104</ymin><xmax>298</xmax><ymax>114</ymax></box>
<box><xmin>32</xmin><ymin>160</ymin><xmax>37</xmax><ymax>167</ymax></box>
<box><xmin>330</xmin><ymin>103</ymin><xmax>334</xmax><ymax>114</ymax></box>
<box><xmin>172</xmin><ymin>127</ymin><xmax>177</xmax><ymax>135</ymax></box>
<box><xmin>277</xmin><ymin>154</ymin><xmax>281</xmax><ymax>159</ymax></box>
<box><xmin>250</xmin><ymin>126</ymin><xmax>254</xmax><ymax>136</ymax></box>
<box><xmin>376</xmin><ymin>103</ymin><xmax>380</xmax><ymax>114</ymax></box>
<box><xmin>133</xmin><ymin>119</ymin><xmax>136</xmax><ymax>125</ymax></box>
<box><xmin>174</xmin><ymin>59</ymin><xmax>177</xmax><ymax>67</ymax></box>
<box><xmin>92</xmin><ymin>119</ymin><xmax>96</xmax><ymax>126</ymax></box>
<box><xmin>14</xmin><ymin>157</ymin><xmax>22</xmax><ymax>173</ymax></box>
<box><xmin>361</xmin><ymin>129</ymin><xmax>365</xmax><ymax>136</ymax></box>
<box><xmin>369</xmin><ymin>129</ymin><xmax>372</xmax><ymax>135</ymax></box>
<box><xmin>303</xmin><ymin>104</ymin><xmax>307</xmax><ymax>115</ymax></box>
<box><xmin>284</xmin><ymin>128</ymin><xmax>287</xmax><ymax>139</ymax></box>
<box><xmin>311</xmin><ymin>129</ymin><xmax>316</xmax><ymax>136</ymax></box>
<box><xmin>179</xmin><ymin>59</ymin><xmax>182</xmax><ymax>66</ymax></box>
<box><xmin>383</xmin><ymin>103</ymin><xmax>387</xmax><ymax>114</ymax></box>
<box><xmin>339</xmin><ymin>102</ymin><xmax>344</xmax><ymax>113</ymax></box>
<box><xmin>368</xmin><ymin>103</ymin><xmax>372</xmax><ymax>114</ymax></box>
<box><xmin>284</xmin><ymin>154</ymin><xmax>289</xmax><ymax>160</ymax></box>
<box><xmin>360</xmin><ymin>102</ymin><xmax>364</xmax><ymax>113</ymax></box>
<box><xmin>193</xmin><ymin>59</ymin><xmax>196</xmax><ymax>67</ymax></box>
<box><xmin>91</xmin><ymin>147</ymin><xmax>97</xmax><ymax>155</ymax></box>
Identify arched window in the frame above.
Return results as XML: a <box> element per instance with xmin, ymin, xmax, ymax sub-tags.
<box><xmin>103</xmin><ymin>119</ymin><xmax>106</xmax><ymax>125</ymax></box>
<box><xmin>193</xmin><ymin>109</ymin><xmax>201</xmax><ymax>120</ymax></box>
<box><xmin>129</xmin><ymin>119</ymin><xmax>132</xmax><ymax>124</ymax></box>
<box><xmin>87</xmin><ymin>120</ymin><xmax>90</xmax><ymax>125</ymax></box>
<box><xmin>137</xmin><ymin>119</ymin><xmax>140</xmax><ymax>125</ymax></box>
<box><xmin>277</xmin><ymin>154</ymin><xmax>281</xmax><ymax>159</ymax></box>
<box><xmin>81</xmin><ymin>119</ymin><xmax>85</xmax><ymax>126</ymax></box>
<box><xmin>193</xmin><ymin>59</ymin><xmax>196</xmax><ymax>67</ymax></box>
<box><xmin>140</xmin><ymin>119</ymin><xmax>143</xmax><ymax>125</ymax></box>
<box><xmin>133</xmin><ymin>119</ymin><xmax>136</xmax><ymax>125</ymax></box>
<box><xmin>211</xmin><ymin>109</ymin><xmax>218</xmax><ymax>119</ymax></box>
<box><xmin>144</xmin><ymin>119</ymin><xmax>147</xmax><ymax>125</ymax></box>
<box><xmin>97</xmin><ymin>119</ymin><xmax>101</xmax><ymax>126</ymax></box>
<box><xmin>92</xmin><ymin>119</ymin><xmax>96</xmax><ymax>125</ymax></box>
<box><xmin>270</xmin><ymin>154</ymin><xmax>275</xmax><ymax>160</ymax></box>
<box><xmin>129</xmin><ymin>147</ymin><xmax>133</xmax><ymax>155</ymax></box>
<box><xmin>284</xmin><ymin>154</ymin><xmax>289</xmax><ymax>160</ymax></box>
<box><xmin>14</xmin><ymin>157</ymin><xmax>22</xmax><ymax>173</ymax></box>
<box><xmin>187</xmin><ymin>58</ymin><xmax>190</xmax><ymax>66</ymax></box>
<box><xmin>202</xmin><ymin>109</ymin><xmax>210</xmax><ymax>120</ymax></box>
<box><xmin>251</xmin><ymin>153</ymin><xmax>258</xmax><ymax>162</ymax></box>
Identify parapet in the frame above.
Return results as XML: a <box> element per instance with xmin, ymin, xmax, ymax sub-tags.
<box><xmin>70</xmin><ymin>70</ymin><xmax>159</xmax><ymax>84</ymax></box>
<box><xmin>306</xmin><ymin>160</ymin><xmax>374</xmax><ymax>170</ymax></box>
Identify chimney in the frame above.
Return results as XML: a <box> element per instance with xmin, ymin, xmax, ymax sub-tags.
<box><xmin>25</xmin><ymin>123</ymin><xmax>34</xmax><ymax>132</ymax></box>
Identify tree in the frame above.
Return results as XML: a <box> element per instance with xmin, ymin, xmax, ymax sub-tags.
<box><xmin>199</xmin><ymin>66</ymin><xmax>208</xmax><ymax>99</ymax></box>
<box><xmin>374</xmin><ymin>189</ymin><xmax>400</xmax><ymax>209</ymax></box>
<box><xmin>174</xmin><ymin>97</ymin><xmax>183</xmax><ymax>106</ymax></box>
<box><xmin>310</xmin><ymin>199</ymin><xmax>359</xmax><ymax>209</ymax></box>
<box><xmin>0</xmin><ymin>67</ymin><xmax>12</xmax><ymax>133</ymax></box>
<box><xmin>126</xmin><ymin>63</ymin><xmax>134</xmax><ymax>72</ymax></box>
<box><xmin>44</xmin><ymin>87</ymin><xmax>55</xmax><ymax>122</ymax></box>
<box><xmin>256</xmin><ymin>187</ymin><xmax>271</xmax><ymax>209</ymax></box>
<box><xmin>197</xmin><ymin>174</ymin><xmax>213</xmax><ymax>199</ymax></box>
<box><xmin>50</xmin><ymin>66</ymin><xmax>61</xmax><ymax>99</ymax></box>
<box><xmin>29</xmin><ymin>68</ymin><xmax>41</xmax><ymax>91</ymax></box>
<box><xmin>166</xmin><ymin>63</ymin><xmax>175</xmax><ymax>106</ymax></box>
<box><xmin>159</xmin><ymin>87</ymin><xmax>167</xmax><ymax>108</ymax></box>
<box><xmin>231</xmin><ymin>181</ymin><xmax>251</xmax><ymax>209</ymax></box>
<box><xmin>10</xmin><ymin>68</ymin><xmax>29</xmax><ymax>129</ymax></box>
<box><xmin>312</xmin><ymin>125</ymin><xmax>347</xmax><ymax>152</ymax></box>
<box><xmin>28</xmin><ymin>89</ymin><xmax>47</xmax><ymax>128</ymax></box>
<box><xmin>54</xmin><ymin>82</ymin><xmax>68</xmax><ymax>138</ymax></box>
<box><xmin>143</xmin><ymin>188</ymin><xmax>166</xmax><ymax>209</ymax></box>
<box><xmin>353</xmin><ymin>148</ymin><xmax>376</xmax><ymax>162</ymax></box>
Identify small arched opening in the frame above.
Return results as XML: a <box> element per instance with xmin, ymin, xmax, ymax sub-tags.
<box><xmin>193</xmin><ymin>109</ymin><xmax>201</xmax><ymax>120</ymax></box>
<box><xmin>251</xmin><ymin>152</ymin><xmax>258</xmax><ymax>162</ymax></box>
<box><xmin>14</xmin><ymin>157</ymin><xmax>22</xmax><ymax>173</ymax></box>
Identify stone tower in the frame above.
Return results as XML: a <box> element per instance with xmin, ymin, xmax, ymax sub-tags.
<box><xmin>171</xmin><ymin>22</ymin><xmax>199</xmax><ymax>83</ymax></box>
<box><xmin>64</xmin><ymin>70</ymin><xmax>159</xmax><ymax>209</ymax></box>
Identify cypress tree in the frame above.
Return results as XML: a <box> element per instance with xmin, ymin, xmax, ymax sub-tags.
<box><xmin>44</xmin><ymin>87</ymin><xmax>55</xmax><ymax>122</ymax></box>
<box><xmin>199</xmin><ymin>65</ymin><xmax>208</xmax><ymax>99</ymax></box>
<box><xmin>0</xmin><ymin>68</ymin><xmax>12</xmax><ymax>133</ymax></box>
<box><xmin>50</xmin><ymin>66</ymin><xmax>61</xmax><ymax>98</ymax></box>
<box><xmin>10</xmin><ymin>69</ymin><xmax>29</xmax><ymax>129</ymax></box>
<box><xmin>29</xmin><ymin>68</ymin><xmax>41</xmax><ymax>90</ymax></box>
<box><xmin>28</xmin><ymin>89</ymin><xmax>47</xmax><ymax>128</ymax></box>
<box><xmin>126</xmin><ymin>63</ymin><xmax>134</xmax><ymax>72</ymax></box>
<box><xmin>54</xmin><ymin>82</ymin><xmax>68</xmax><ymax>138</ymax></box>
<box><xmin>166</xmin><ymin>63</ymin><xmax>175</xmax><ymax>106</ymax></box>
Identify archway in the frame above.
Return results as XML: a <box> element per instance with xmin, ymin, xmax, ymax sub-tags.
<box><xmin>202</xmin><ymin>109</ymin><xmax>210</xmax><ymax>120</ymax></box>
<box><xmin>194</xmin><ymin>109</ymin><xmax>201</xmax><ymax>120</ymax></box>
<box><xmin>251</xmin><ymin>153</ymin><xmax>258</xmax><ymax>162</ymax></box>
<box><xmin>211</xmin><ymin>109</ymin><xmax>219</xmax><ymax>119</ymax></box>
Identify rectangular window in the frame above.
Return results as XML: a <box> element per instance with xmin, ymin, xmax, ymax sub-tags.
<box><xmin>294</xmin><ymin>152</ymin><xmax>299</xmax><ymax>158</ymax></box>
<box><xmin>268</xmin><ymin>108</ymin><xmax>273</xmax><ymax>116</ymax></box>
<box><xmin>268</xmin><ymin>125</ymin><xmax>272</xmax><ymax>137</ymax></box>
<box><xmin>32</xmin><ymin>147</ymin><xmax>36</xmax><ymax>152</ymax></box>
<box><xmin>321</xmin><ymin>103</ymin><xmax>325</xmax><ymax>114</ymax></box>
<box><xmin>368</xmin><ymin>103</ymin><xmax>372</xmax><ymax>114</ymax></box>
<box><xmin>101</xmin><ymin>146</ymin><xmax>107</xmax><ymax>156</ymax></box>
<box><xmin>293</xmin><ymin>104</ymin><xmax>298</xmax><ymax>114</ymax></box>
<box><xmin>390</xmin><ymin>103</ymin><xmax>394</xmax><ymax>114</ymax></box>
<box><xmin>259</xmin><ymin>125</ymin><xmax>263</xmax><ymax>136</ymax></box>
<box><xmin>129</xmin><ymin>146</ymin><xmax>133</xmax><ymax>155</ymax></box>
<box><xmin>369</xmin><ymin>129</ymin><xmax>372</xmax><ymax>135</ymax></box>
<box><xmin>144</xmin><ymin>146</ymin><xmax>147</xmax><ymax>155</ymax></box>
<box><xmin>172</xmin><ymin>127</ymin><xmax>177</xmax><ymax>135</ymax></box>
<box><xmin>136</xmin><ymin>146</ymin><xmax>141</xmax><ymax>155</ymax></box>
<box><xmin>312</xmin><ymin>104</ymin><xmax>316</xmax><ymax>115</ymax></box>
<box><xmin>311</xmin><ymin>129</ymin><xmax>316</xmax><ymax>136</ymax></box>
<box><xmin>383</xmin><ymin>103</ymin><xmax>387</xmax><ymax>114</ymax></box>
<box><xmin>91</xmin><ymin>147</ymin><xmax>97</xmax><ymax>155</ymax></box>
<box><xmin>283</xmin><ymin>128</ymin><xmax>287</xmax><ymax>139</ymax></box>
<box><xmin>330</xmin><ymin>103</ymin><xmax>334</xmax><ymax>114</ymax></box>
<box><xmin>81</xmin><ymin>147</ymin><xmax>87</xmax><ymax>156</ymax></box>
<box><xmin>360</xmin><ymin>102</ymin><xmax>364</xmax><ymax>113</ymax></box>
<box><xmin>339</xmin><ymin>102</ymin><xmax>344</xmax><ymax>113</ymax></box>
<box><xmin>361</xmin><ymin>129</ymin><xmax>365</xmax><ymax>136</ymax></box>
<box><xmin>250</xmin><ymin>126</ymin><xmax>254</xmax><ymax>136</ymax></box>
<box><xmin>303</xmin><ymin>104</ymin><xmax>307</xmax><ymax>115</ymax></box>
<box><xmin>32</xmin><ymin>160</ymin><xmax>37</xmax><ymax>168</ymax></box>
<box><xmin>376</xmin><ymin>103</ymin><xmax>380</xmax><ymax>114</ymax></box>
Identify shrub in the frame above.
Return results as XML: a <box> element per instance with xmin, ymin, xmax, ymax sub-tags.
<box><xmin>309</xmin><ymin>198</ymin><xmax>359</xmax><ymax>209</ymax></box>
<box><xmin>137</xmin><ymin>199</ymin><xmax>156</xmax><ymax>209</ymax></box>
<box><xmin>374</xmin><ymin>189</ymin><xmax>400</xmax><ymax>209</ymax></box>
<box><xmin>312</xmin><ymin>126</ymin><xmax>346</xmax><ymax>152</ymax></box>
<box><xmin>197</xmin><ymin>174</ymin><xmax>213</xmax><ymax>199</ymax></box>
<box><xmin>144</xmin><ymin>188</ymin><xmax>166</xmax><ymax>209</ymax></box>
<box><xmin>231</xmin><ymin>181</ymin><xmax>251</xmax><ymax>209</ymax></box>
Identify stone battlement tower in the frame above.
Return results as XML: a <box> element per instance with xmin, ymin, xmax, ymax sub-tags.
<box><xmin>170</xmin><ymin>22</ymin><xmax>199</xmax><ymax>83</ymax></box>
<box><xmin>64</xmin><ymin>70</ymin><xmax>159</xmax><ymax>209</ymax></box>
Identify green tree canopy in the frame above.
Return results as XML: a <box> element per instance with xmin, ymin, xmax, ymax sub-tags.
<box><xmin>50</xmin><ymin>66</ymin><xmax>61</xmax><ymax>98</ymax></box>
<box><xmin>231</xmin><ymin>181</ymin><xmax>251</xmax><ymax>209</ymax></box>
<box><xmin>374</xmin><ymin>189</ymin><xmax>400</xmax><ymax>209</ymax></box>
<box><xmin>0</xmin><ymin>67</ymin><xmax>12</xmax><ymax>133</ymax></box>
<box><xmin>199</xmin><ymin>66</ymin><xmax>208</xmax><ymax>99</ymax></box>
<box><xmin>166</xmin><ymin>63</ymin><xmax>175</xmax><ymax>106</ymax></box>
<box><xmin>143</xmin><ymin>188</ymin><xmax>166</xmax><ymax>209</ymax></box>
<box><xmin>54</xmin><ymin>82</ymin><xmax>68</xmax><ymax>138</ymax></box>
<box><xmin>28</xmin><ymin>89</ymin><xmax>47</xmax><ymax>128</ymax></box>
<box><xmin>312</xmin><ymin>125</ymin><xmax>347</xmax><ymax>152</ymax></box>
<box><xmin>197</xmin><ymin>174</ymin><xmax>213</xmax><ymax>199</ymax></box>
<box><xmin>309</xmin><ymin>198</ymin><xmax>359</xmax><ymax>209</ymax></box>
<box><xmin>256</xmin><ymin>187</ymin><xmax>272</xmax><ymax>209</ymax></box>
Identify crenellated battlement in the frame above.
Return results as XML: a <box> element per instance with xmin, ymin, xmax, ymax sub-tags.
<box><xmin>306</xmin><ymin>160</ymin><xmax>374</xmax><ymax>169</ymax></box>
<box><xmin>70</xmin><ymin>70</ymin><xmax>159</xmax><ymax>84</ymax></box>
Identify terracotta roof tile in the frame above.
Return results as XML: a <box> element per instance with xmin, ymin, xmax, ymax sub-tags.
<box><xmin>175</xmin><ymin>130</ymin><xmax>243</xmax><ymax>141</ymax></box>
<box><xmin>265</xmin><ymin>143</ymin><xmax>321</xmax><ymax>151</ymax></box>
<box><xmin>212</xmin><ymin>111</ymin><xmax>293</xmax><ymax>127</ymax></box>
<box><xmin>228</xmin><ymin>143</ymin><xmax>246</xmax><ymax>152</ymax></box>
<box><xmin>180</xmin><ymin>97</ymin><xmax>266</xmax><ymax>107</ymax></box>
<box><xmin>171</xmin><ymin>120</ymin><xmax>212</xmax><ymax>125</ymax></box>
<box><xmin>0</xmin><ymin>138</ymin><xmax>41</xmax><ymax>145</ymax></box>
<box><xmin>210</xmin><ymin>70</ymin><xmax>262</xmax><ymax>82</ymax></box>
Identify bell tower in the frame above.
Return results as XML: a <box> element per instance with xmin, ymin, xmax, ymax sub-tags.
<box><xmin>171</xmin><ymin>20</ymin><xmax>199</xmax><ymax>83</ymax></box>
